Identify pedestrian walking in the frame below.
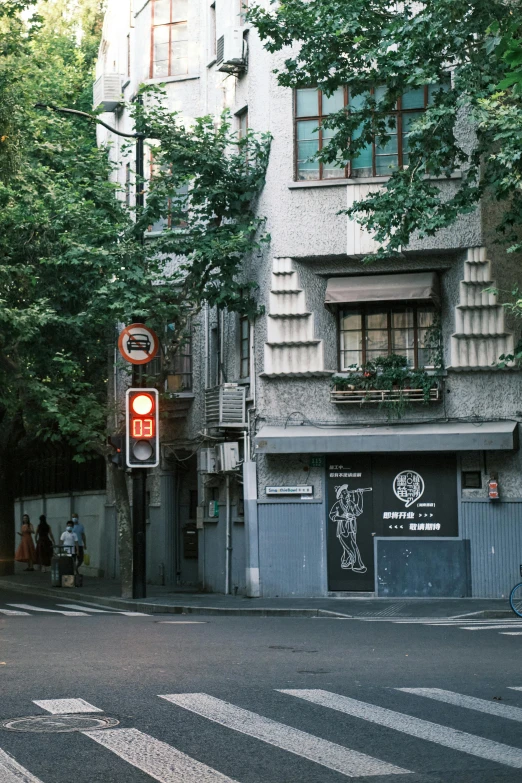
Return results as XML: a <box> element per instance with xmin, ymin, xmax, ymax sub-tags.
<box><xmin>15</xmin><ymin>514</ymin><xmax>36</xmax><ymax>571</ymax></box>
<box><xmin>71</xmin><ymin>513</ymin><xmax>87</xmax><ymax>574</ymax></box>
<box><xmin>60</xmin><ymin>521</ymin><xmax>79</xmax><ymax>561</ymax></box>
<box><xmin>35</xmin><ymin>514</ymin><xmax>55</xmax><ymax>572</ymax></box>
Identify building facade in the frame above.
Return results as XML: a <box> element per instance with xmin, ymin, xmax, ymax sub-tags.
<box><xmin>94</xmin><ymin>0</ymin><xmax>522</xmax><ymax>599</ymax></box>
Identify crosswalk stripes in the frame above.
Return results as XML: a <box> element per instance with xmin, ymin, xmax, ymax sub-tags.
<box><xmin>397</xmin><ymin>687</ymin><xmax>522</xmax><ymax>722</ymax></box>
<box><xmin>6</xmin><ymin>604</ymin><xmax>88</xmax><ymax>616</ymax></box>
<box><xmin>83</xmin><ymin>728</ymin><xmax>240</xmax><ymax>783</ymax></box>
<box><xmin>4</xmin><ymin>685</ymin><xmax>522</xmax><ymax>780</ymax></box>
<box><xmin>0</xmin><ymin>748</ymin><xmax>44</xmax><ymax>783</ymax></box>
<box><xmin>279</xmin><ymin>688</ymin><xmax>522</xmax><ymax>769</ymax></box>
<box><xmin>33</xmin><ymin>698</ymin><xmax>102</xmax><ymax>714</ymax></box>
<box><xmin>160</xmin><ymin>693</ymin><xmax>411</xmax><ymax>777</ymax></box>
<box><xmin>0</xmin><ymin>609</ymin><xmax>29</xmax><ymax>616</ymax></box>
<box><xmin>0</xmin><ymin>602</ymin><xmax>150</xmax><ymax>617</ymax></box>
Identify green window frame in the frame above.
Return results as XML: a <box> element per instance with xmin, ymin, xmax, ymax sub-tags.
<box><xmin>239</xmin><ymin>316</ymin><xmax>250</xmax><ymax>378</ymax></box>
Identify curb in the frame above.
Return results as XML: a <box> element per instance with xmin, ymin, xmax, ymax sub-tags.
<box><xmin>0</xmin><ymin>580</ymin><xmax>352</xmax><ymax>618</ymax></box>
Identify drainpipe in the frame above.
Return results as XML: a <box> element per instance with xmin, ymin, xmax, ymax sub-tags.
<box><xmin>225</xmin><ymin>473</ymin><xmax>231</xmax><ymax>595</ymax></box>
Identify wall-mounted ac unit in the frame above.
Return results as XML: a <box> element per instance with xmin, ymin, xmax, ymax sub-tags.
<box><xmin>198</xmin><ymin>447</ymin><xmax>218</xmax><ymax>474</ymax></box>
<box><xmin>93</xmin><ymin>73</ymin><xmax>123</xmax><ymax>112</ymax></box>
<box><xmin>205</xmin><ymin>383</ymin><xmax>246</xmax><ymax>428</ymax></box>
<box><xmin>217</xmin><ymin>28</ymin><xmax>246</xmax><ymax>73</ymax></box>
<box><xmin>216</xmin><ymin>442</ymin><xmax>240</xmax><ymax>473</ymax></box>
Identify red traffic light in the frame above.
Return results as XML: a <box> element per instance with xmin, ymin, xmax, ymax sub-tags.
<box><xmin>126</xmin><ymin>388</ymin><xmax>159</xmax><ymax>468</ymax></box>
<box><xmin>130</xmin><ymin>393</ymin><xmax>154</xmax><ymax>416</ymax></box>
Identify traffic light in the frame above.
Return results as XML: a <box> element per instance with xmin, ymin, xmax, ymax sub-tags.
<box><xmin>108</xmin><ymin>434</ymin><xmax>125</xmax><ymax>469</ymax></box>
<box><xmin>126</xmin><ymin>388</ymin><xmax>159</xmax><ymax>468</ymax></box>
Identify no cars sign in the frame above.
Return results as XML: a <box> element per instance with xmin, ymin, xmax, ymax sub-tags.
<box><xmin>117</xmin><ymin>323</ymin><xmax>159</xmax><ymax>365</ymax></box>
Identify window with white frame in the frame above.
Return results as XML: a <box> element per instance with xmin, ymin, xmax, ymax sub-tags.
<box><xmin>151</xmin><ymin>0</ymin><xmax>189</xmax><ymax>78</ymax></box>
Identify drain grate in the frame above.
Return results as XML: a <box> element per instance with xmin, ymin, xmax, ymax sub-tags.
<box><xmin>0</xmin><ymin>715</ymin><xmax>119</xmax><ymax>733</ymax></box>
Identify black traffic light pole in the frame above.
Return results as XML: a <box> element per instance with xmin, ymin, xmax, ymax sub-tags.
<box><xmin>132</xmin><ymin>95</ymin><xmax>148</xmax><ymax>600</ymax></box>
<box><xmin>35</xmin><ymin>101</ymin><xmax>149</xmax><ymax>599</ymax></box>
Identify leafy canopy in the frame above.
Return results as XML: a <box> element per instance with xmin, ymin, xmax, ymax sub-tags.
<box><xmin>248</xmin><ymin>0</ymin><xmax>522</xmax><ymax>257</ymax></box>
<box><xmin>0</xmin><ymin>1</ymin><xmax>270</xmax><ymax>460</ymax></box>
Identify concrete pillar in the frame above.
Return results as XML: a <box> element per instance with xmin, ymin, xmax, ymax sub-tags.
<box><xmin>243</xmin><ymin>461</ymin><xmax>260</xmax><ymax>597</ymax></box>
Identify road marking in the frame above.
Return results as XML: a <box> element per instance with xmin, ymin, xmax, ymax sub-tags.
<box><xmin>160</xmin><ymin>693</ymin><xmax>411</xmax><ymax>777</ymax></box>
<box><xmin>398</xmin><ymin>688</ymin><xmax>522</xmax><ymax>722</ymax></box>
<box><xmin>119</xmin><ymin>612</ymin><xmax>150</xmax><ymax>616</ymax></box>
<box><xmin>55</xmin><ymin>604</ymin><xmax>120</xmax><ymax>614</ymax></box>
<box><xmin>82</xmin><ymin>727</ymin><xmax>239</xmax><ymax>783</ymax></box>
<box><xmin>158</xmin><ymin>621</ymin><xmax>207</xmax><ymax>624</ymax></box>
<box><xmin>33</xmin><ymin>698</ymin><xmax>103</xmax><ymax>714</ymax></box>
<box><xmin>0</xmin><ymin>747</ymin><xmax>44</xmax><ymax>783</ymax></box>
<box><xmin>509</xmin><ymin>687</ymin><xmax>522</xmax><ymax>691</ymax></box>
<box><xmin>0</xmin><ymin>609</ymin><xmax>29</xmax><ymax>616</ymax></box>
<box><xmin>6</xmin><ymin>604</ymin><xmax>87</xmax><ymax>616</ymax></box>
<box><xmin>459</xmin><ymin>625</ymin><xmax>522</xmax><ymax>631</ymax></box>
<box><xmin>501</xmin><ymin>632</ymin><xmax>522</xmax><ymax>636</ymax></box>
<box><xmin>280</xmin><ymin>689</ymin><xmax>522</xmax><ymax>769</ymax></box>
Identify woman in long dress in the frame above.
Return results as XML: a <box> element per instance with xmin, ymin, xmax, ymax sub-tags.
<box><xmin>15</xmin><ymin>514</ymin><xmax>37</xmax><ymax>571</ymax></box>
<box><xmin>35</xmin><ymin>514</ymin><xmax>55</xmax><ymax>572</ymax></box>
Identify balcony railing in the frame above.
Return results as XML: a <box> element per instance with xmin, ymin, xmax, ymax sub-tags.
<box><xmin>331</xmin><ymin>386</ymin><xmax>441</xmax><ymax>404</ymax></box>
<box><xmin>205</xmin><ymin>383</ymin><xmax>246</xmax><ymax>427</ymax></box>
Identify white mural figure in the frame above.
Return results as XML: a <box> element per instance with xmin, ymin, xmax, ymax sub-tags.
<box><xmin>329</xmin><ymin>484</ymin><xmax>372</xmax><ymax>572</ymax></box>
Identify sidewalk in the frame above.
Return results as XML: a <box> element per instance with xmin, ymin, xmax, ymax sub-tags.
<box><xmin>0</xmin><ymin>570</ymin><xmax>513</xmax><ymax>618</ymax></box>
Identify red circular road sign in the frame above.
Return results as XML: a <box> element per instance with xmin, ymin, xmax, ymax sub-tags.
<box><xmin>117</xmin><ymin>323</ymin><xmax>159</xmax><ymax>365</ymax></box>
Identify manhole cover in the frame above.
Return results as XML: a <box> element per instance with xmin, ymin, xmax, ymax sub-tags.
<box><xmin>0</xmin><ymin>715</ymin><xmax>119</xmax><ymax>733</ymax></box>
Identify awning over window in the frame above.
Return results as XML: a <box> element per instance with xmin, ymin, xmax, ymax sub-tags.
<box><xmin>254</xmin><ymin>421</ymin><xmax>519</xmax><ymax>454</ymax></box>
<box><xmin>325</xmin><ymin>272</ymin><xmax>440</xmax><ymax>307</ymax></box>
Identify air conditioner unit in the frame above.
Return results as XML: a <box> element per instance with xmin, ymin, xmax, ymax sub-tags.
<box><xmin>93</xmin><ymin>73</ymin><xmax>123</xmax><ymax>112</ymax></box>
<box><xmin>217</xmin><ymin>27</ymin><xmax>246</xmax><ymax>73</ymax></box>
<box><xmin>198</xmin><ymin>448</ymin><xmax>218</xmax><ymax>474</ymax></box>
<box><xmin>216</xmin><ymin>442</ymin><xmax>240</xmax><ymax>473</ymax></box>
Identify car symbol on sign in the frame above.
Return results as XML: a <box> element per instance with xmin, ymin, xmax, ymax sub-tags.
<box><xmin>126</xmin><ymin>333</ymin><xmax>152</xmax><ymax>353</ymax></box>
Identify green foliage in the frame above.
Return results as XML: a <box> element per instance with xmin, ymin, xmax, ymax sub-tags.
<box><xmin>332</xmin><ymin>354</ymin><xmax>442</xmax><ymax>418</ymax></box>
<box><xmin>0</xmin><ymin>2</ymin><xmax>270</xmax><ymax>462</ymax></box>
<box><xmin>248</xmin><ymin>0</ymin><xmax>522</xmax><ymax>257</ymax></box>
<box><xmin>134</xmin><ymin>87</ymin><xmax>271</xmax><ymax>320</ymax></box>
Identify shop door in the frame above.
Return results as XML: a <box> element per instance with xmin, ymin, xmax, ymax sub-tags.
<box><xmin>326</xmin><ymin>453</ymin><xmax>458</xmax><ymax>592</ymax></box>
<box><xmin>326</xmin><ymin>455</ymin><xmax>375</xmax><ymax>592</ymax></box>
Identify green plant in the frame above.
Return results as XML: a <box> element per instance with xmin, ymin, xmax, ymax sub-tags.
<box><xmin>332</xmin><ymin>354</ymin><xmax>441</xmax><ymax>417</ymax></box>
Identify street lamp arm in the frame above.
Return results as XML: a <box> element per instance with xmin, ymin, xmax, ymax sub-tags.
<box><xmin>34</xmin><ymin>103</ymin><xmax>144</xmax><ymax>139</ymax></box>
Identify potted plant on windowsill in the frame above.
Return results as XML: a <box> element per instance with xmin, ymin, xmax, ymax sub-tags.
<box><xmin>331</xmin><ymin>354</ymin><xmax>442</xmax><ymax>416</ymax></box>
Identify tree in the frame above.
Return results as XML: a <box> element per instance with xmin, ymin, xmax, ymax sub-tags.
<box><xmin>0</xmin><ymin>2</ymin><xmax>270</xmax><ymax>595</ymax></box>
<box><xmin>248</xmin><ymin>0</ymin><xmax>522</xmax><ymax>258</ymax></box>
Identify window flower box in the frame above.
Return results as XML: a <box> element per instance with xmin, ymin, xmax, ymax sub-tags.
<box><xmin>330</xmin><ymin>386</ymin><xmax>441</xmax><ymax>404</ymax></box>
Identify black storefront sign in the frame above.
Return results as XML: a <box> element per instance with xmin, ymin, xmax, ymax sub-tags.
<box><xmin>327</xmin><ymin>453</ymin><xmax>458</xmax><ymax>592</ymax></box>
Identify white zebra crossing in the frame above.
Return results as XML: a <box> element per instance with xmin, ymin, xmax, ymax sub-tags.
<box><xmin>83</xmin><ymin>728</ymin><xmax>240</xmax><ymax>783</ymax></box>
<box><xmin>4</xmin><ymin>685</ymin><xmax>522</xmax><ymax>781</ymax></box>
<box><xmin>398</xmin><ymin>687</ymin><xmax>522</xmax><ymax>722</ymax></box>
<box><xmin>280</xmin><ymin>688</ymin><xmax>522</xmax><ymax>769</ymax></box>
<box><xmin>160</xmin><ymin>692</ymin><xmax>410</xmax><ymax>778</ymax></box>
<box><xmin>0</xmin><ymin>603</ymin><xmax>149</xmax><ymax>617</ymax></box>
<box><xmin>6</xmin><ymin>604</ymin><xmax>87</xmax><ymax>616</ymax></box>
<box><xmin>0</xmin><ymin>748</ymin><xmax>44</xmax><ymax>783</ymax></box>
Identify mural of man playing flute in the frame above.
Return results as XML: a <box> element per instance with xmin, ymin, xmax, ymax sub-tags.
<box><xmin>329</xmin><ymin>484</ymin><xmax>372</xmax><ymax>573</ymax></box>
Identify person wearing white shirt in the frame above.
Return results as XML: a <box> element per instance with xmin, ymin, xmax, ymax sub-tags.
<box><xmin>60</xmin><ymin>522</ymin><xmax>79</xmax><ymax>558</ymax></box>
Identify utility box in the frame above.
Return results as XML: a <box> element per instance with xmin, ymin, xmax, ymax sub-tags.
<box><xmin>216</xmin><ymin>442</ymin><xmax>240</xmax><ymax>472</ymax></box>
<box><xmin>198</xmin><ymin>448</ymin><xmax>218</xmax><ymax>474</ymax></box>
<box><xmin>217</xmin><ymin>28</ymin><xmax>246</xmax><ymax>73</ymax></box>
<box><xmin>93</xmin><ymin>73</ymin><xmax>123</xmax><ymax>112</ymax></box>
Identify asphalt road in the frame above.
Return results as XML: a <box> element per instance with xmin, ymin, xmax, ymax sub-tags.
<box><xmin>1</xmin><ymin>588</ymin><xmax>522</xmax><ymax>783</ymax></box>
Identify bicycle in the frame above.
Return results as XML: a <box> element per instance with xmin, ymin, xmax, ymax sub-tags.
<box><xmin>509</xmin><ymin>569</ymin><xmax>522</xmax><ymax>617</ymax></box>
